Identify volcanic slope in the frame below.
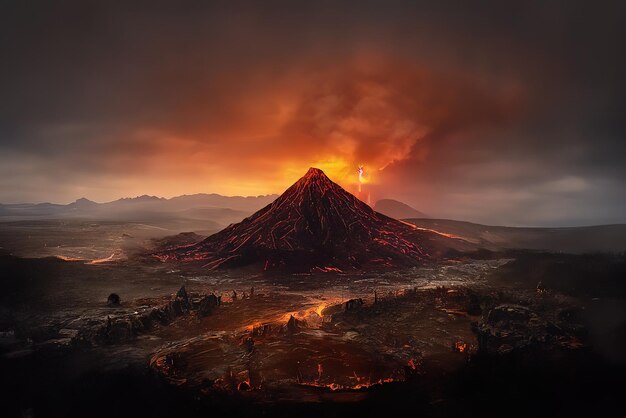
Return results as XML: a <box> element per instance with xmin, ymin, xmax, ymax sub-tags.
<box><xmin>156</xmin><ymin>168</ymin><xmax>471</xmax><ymax>271</ymax></box>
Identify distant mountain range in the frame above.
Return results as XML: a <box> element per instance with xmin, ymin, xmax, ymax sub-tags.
<box><xmin>0</xmin><ymin>192</ymin><xmax>433</xmax><ymax>232</ymax></box>
<box><xmin>0</xmin><ymin>193</ymin><xmax>278</xmax><ymax>233</ymax></box>
<box><xmin>4</xmin><ymin>193</ymin><xmax>624</xmax><ymax>255</ymax></box>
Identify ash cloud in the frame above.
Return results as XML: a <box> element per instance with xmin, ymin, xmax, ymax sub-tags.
<box><xmin>0</xmin><ymin>1</ymin><xmax>625</xmax><ymax>225</ymax></box>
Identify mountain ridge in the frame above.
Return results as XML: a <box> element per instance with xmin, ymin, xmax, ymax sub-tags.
<box><xmin>0</xmin><ymin>193</ymin><xmax>278</xmax><ymax>218</ymax></box>
<box><xmin>374</xmin><ymin>198</ymin><xmax>429</xmax><ymax>219</ymax></box>
<box><xmin>1</xmin><ymin>192</ymin><xmax>279</xmax><ymax>207</ymax></box>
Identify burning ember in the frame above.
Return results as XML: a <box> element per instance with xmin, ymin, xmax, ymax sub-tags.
<box><xmin>454</xmin><ymin>341</ymin><xmax>468</xmax><ymax>353</ymax></box>
<box><xmin>237</xmin><ymin>378</ymin><xmax>252</xmax><ymax>391</ymax></box>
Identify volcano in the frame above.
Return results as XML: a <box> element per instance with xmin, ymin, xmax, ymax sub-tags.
<box><xmin>156</xmin><ymin>168</ymin><xmax>470</xmax><ymax>271</ymax></box>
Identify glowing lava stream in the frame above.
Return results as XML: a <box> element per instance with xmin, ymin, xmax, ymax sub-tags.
<box><xmin>56</xmin><ymin>251</ymin><xmax>126</xmax><ymax>264</ymax></box>
<box><xmin>55</xmin><ymin>255</ymin><xmax>86</xmax><ymax>261</ymax></box>
<box><xmin>87</xmin><ymin>251</ymin><xmax>126</xmax><ymax>264</ymax></box>
<box><xmin>244</xmin><ymin>298</ymin><xmax>342</xmax><ymax>332</ymax></box>
<box><xmin>398</xmin><ymin>220</ymin><xmax>463</xmax><ymax>240</ymax></box>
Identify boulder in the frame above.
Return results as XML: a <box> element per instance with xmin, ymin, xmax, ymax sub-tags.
<box><xmin>175</xmin><ymin>286</ymin><xmax>191</xmax><ymax>312</ymax></box>
<box><xmin>198</xmin><ymin>294</ymin><xmax>219</xmax><ymax>317</ymax></box>
<box><xmin>345</xmin><ymin>298</ymin><xmax>364</xmax><ymax>312</ymax></box>
<box><xmin>286</xmin><ymin>315</ymin><xmax>300</xmax><ymax>335</ymax></box>
<box><xmin>107</xmin><ymin>293</ymin><xmax>121</xmax><ymax>307</ymax></box>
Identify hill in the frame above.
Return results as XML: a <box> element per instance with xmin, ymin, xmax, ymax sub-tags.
<box><xmin>374</xmin><ymin>199</ymin><xmax>429</xmax><ymax>219</ymax></box>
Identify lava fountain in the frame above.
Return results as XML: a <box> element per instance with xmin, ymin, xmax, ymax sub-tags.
<box><xmin>357</xmin><ymin>165</ymin><xmax>364</xmax><ymax>193</ymax></box>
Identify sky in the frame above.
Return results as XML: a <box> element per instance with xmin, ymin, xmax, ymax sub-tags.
<box><xmin>1</xmin><ymin>0</ymin><xmax>625</xmax><ymax>226</ymax></box>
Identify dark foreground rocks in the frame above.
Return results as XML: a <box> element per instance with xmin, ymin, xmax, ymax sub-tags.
<box><xmin>75</xmin><ymin>286</ymin><xmax>224</xmax><ymax>346</ymax></box>
<box><xmin>473</xmin><ymin>300</ymin><xmax>587</xmax><ymax>357</ymax></box>
<box><xmin>106</xmin><ymin>293</ymin><xmax>121</xmax><ymax>306</ymax></box>
<box><xmin>198</xmin><ymin>294</ymin><xmax>221</xmax><ymax>317</ymax></box>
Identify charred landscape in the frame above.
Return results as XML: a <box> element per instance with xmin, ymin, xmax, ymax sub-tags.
<box><xmin>2</xmin><ymin>168</ymin><xmax>626</xmax><ymax>418</ymax></box>
<box><xmin>3</xmin><ymin>2</ymin><xmax>626</xmax><ymax>417</ymax></box>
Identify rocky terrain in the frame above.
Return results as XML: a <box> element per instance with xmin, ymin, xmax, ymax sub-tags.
<box><xmin>2</xmin><ymin>251</ymin><xmax>625</xmax><ymax>417</ymax></box>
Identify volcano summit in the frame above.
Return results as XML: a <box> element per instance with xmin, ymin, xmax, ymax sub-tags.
<box><xmin>156</xmin><ymin>168</ymin><xmax>469</xmax><ymax>271</ymax></box>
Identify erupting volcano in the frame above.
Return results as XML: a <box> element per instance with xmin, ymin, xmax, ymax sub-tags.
<box><xmin>156</xmin><ymin>168</ymin><xmax>469</xmax><ymax>271</ymax></box>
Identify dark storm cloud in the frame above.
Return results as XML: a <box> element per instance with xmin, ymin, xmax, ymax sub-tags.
<box><xmin>0</xmin><ymin>0</ymin><xmax>625</xmax><ymax>225</ymax></box>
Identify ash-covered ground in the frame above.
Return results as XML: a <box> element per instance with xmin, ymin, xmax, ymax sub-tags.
<box><xmin>1</xmin><ymin>221</ymin><xmax>626</xmax><ymax>418</ymax></box>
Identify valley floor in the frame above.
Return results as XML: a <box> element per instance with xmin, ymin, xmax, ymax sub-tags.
<box><xmin>1</xmin><ymin>250</ymin><xmax>625</xmax><ymax>417</ymax></box>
